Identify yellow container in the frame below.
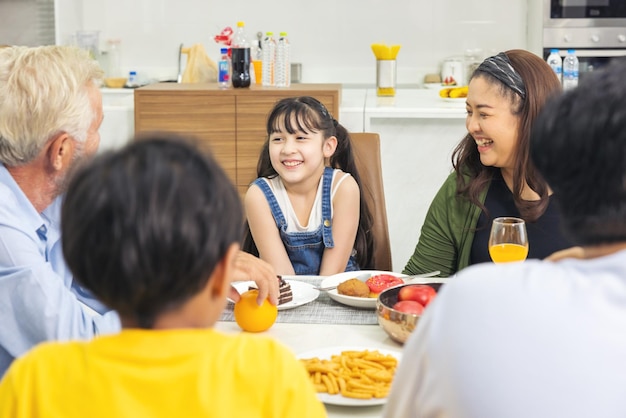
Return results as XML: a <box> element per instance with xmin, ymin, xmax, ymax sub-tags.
<box><xmin>376</xmin><ymin>60</ymin><xmax>396</xmax><ymax>97</ymax></box>
<box><xmin>371</xmin><ymin>44</ymin><xmax>401</xmax><ymax>97</ymax></box>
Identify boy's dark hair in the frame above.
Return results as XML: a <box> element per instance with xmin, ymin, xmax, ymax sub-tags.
<box><xmin>530</xmin><ymin>58</ymin><xmax>626</xmax><ymax>246</ymax></box>
<box><xmin>61</xmin><ymin>133</ymin><xmax>243</xmax><ymax>328</ymax></box>
<box><xmin>243</xmin><ymin>96</ymin><xmax>374</xmax><ymax>270</ymax></box>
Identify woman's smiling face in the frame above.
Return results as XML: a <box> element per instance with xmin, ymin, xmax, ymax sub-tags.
<box><xmin>465</xmin><ymin>76</ymin><xmax>520</xmax><ymax>171</ymax></box>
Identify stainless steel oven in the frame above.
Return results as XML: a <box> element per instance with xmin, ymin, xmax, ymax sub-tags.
<box><xmin>543</xmin><ymin>0</ymin><xmax>626</xmax><ymax>80</ymax></box>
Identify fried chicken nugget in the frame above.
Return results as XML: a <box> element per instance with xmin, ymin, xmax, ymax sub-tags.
<box><xmin>337</xmin><ymin>278</ymin><xmax>370</xmax><ymax>298</ymax></box>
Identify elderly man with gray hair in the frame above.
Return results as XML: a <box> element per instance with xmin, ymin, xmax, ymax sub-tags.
<box><xmin>0</xmin><ymin>46</ymin><xmax>116</xmax><ymax>379</ymax></box>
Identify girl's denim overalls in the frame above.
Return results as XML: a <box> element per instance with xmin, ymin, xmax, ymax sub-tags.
<box><xmin>253</xmin><ymin>167</ymin><xmax>359</xmax><ymax>275</ymax></box>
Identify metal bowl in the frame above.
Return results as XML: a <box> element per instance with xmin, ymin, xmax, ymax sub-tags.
<box><xmin>376</xmin><ymin>282</ymin><xmax>444</xmax><ymax>344</ymax></box>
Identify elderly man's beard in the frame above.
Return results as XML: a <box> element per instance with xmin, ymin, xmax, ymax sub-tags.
<box><xmin>52</xmin><ymin>145</ymin><xmax>91</xmax><ymax>197</ymax></box>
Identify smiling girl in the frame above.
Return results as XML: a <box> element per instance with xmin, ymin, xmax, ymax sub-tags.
<box><xmin>404</xmin><ymin>49</ymin><xmax>575</xmax><ymax>277</ymax></box>
<box><xmin>244</xmin><ymin>96</ymin><xmax>373</xmax><ymax>276</ymax></box>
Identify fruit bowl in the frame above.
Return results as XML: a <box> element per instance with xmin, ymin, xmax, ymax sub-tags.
<box><xmin>376</xmin><ymin>282</ymin><xmax>444</xmax><ymax>344</ymax></box>
<box><xmin>104</xmin><ymin>77</ymin><xmax>127</xmax><ymax>88</ymax></box>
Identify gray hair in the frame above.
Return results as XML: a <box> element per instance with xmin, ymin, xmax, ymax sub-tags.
<box><xmin>0</xmin><ymin>45</ymin><xmax>104</xmax><ymax>166</ymax></box>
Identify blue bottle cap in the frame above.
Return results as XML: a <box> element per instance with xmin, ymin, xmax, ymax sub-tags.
<box><xmin>221</xmin><ymin>48</ymin><xmax>228</xmax><ymax>54</ymax></box>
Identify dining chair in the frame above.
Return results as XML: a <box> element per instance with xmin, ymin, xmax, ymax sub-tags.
<box><xmin>350</xmin><ymin>132</ymin><xmax>393</xmax><ymax>272</ymax></box>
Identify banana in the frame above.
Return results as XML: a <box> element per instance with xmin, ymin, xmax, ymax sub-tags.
<box><xmin>448</xmin><ymin>86</ymin><xmax>468</xmax><ymax>98</ymax></box>
<box><xmin>439</xmin><ymin>88</ymin><xmax>453</xmax><ymax>98</ymax></box>
<box><xmin>440</xmin><ymin>86</ymin><xmax>468</xmax><ymax>99</ymax></box>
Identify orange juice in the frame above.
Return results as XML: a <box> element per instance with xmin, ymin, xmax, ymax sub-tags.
<box><xmin>489</xmin><ymin>243</ymin><xmax>529</xmax><ymax>263</ymax></box>
<box><xmin>252</xmin><ymin>60</ymin><xmax>262</xmax><ymax>85</ymax></box>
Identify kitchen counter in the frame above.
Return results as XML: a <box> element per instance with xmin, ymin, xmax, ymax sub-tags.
<box><xmin>366</xmin><ymin>88</ymin><xmax>466</xmax><ymax>116</ymax></box>
<box><xmin>340</xmin><ymin>88</ymin><xmax>466</xmax><ymax>132</ymax></box>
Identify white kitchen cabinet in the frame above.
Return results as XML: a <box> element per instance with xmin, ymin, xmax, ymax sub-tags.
<box><xmin>372</xmin><ymin>116</ymin><xmax>465</xmax><ymax>272</ymax></box>
<box><xmin>99</xmin><ymin>88</ymin><xmax>135</xmax><ymax>153</ymax></box>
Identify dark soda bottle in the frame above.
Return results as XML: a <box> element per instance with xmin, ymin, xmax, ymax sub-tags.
<box><xmin>231</xmin><ymin>47</ymin><xmax>251</xmax><ymax>88</ymax></box>
<box><xmin>231</xmin><ymin>21</ymin><xmax>251</xmax><ymax>88</ymax></box>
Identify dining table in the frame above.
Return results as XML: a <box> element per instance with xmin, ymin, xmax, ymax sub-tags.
<box><xmin>216</xmin><ymin>274</ymin><xmax>407</xmax><ymax>418</ymax></box>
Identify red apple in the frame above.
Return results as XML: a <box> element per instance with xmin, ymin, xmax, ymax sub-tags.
<box><xmin>392</xmin><ymin>300</ymin><xmax>424</xmax><ymax>315</ymax></box>
<box><xmin>398</xmin><ymin>285</ymin><xmax>437</xmax><ymax>307</ymax></box>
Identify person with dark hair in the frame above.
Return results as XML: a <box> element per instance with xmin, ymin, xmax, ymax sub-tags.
<box><xmin>0</xmin><ymin>45</ymin><xmax>278</xmax><ymax>378</ymax></box>
<box><xmin>384</xmin><ymin>58</ymin><xmax>626</xmax><ymax>418</ymax></box>
<box><xmin>244</xmin><ymin>96</ymin><xmax>373</xmax><ymax>275</ymax></box>
<box><xmin>404</xmin><ymin>49</ymin><xmax>574</xmax><ymax>277</ymax></box>
<box><xmin>0</xmin><ymin>135</ymin><xmax>326</xmax><ymax>417</ymax></box>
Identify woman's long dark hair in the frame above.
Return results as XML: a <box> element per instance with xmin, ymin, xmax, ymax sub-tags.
<box><xmin>243</xmin><ymin>96</ymin><xmax>374</xmax><ymax>269</ymax></box>
<box><xmin>453</xmin><ymin>49</ymin><xmax>562</xmax><ymax>222</ymax></box>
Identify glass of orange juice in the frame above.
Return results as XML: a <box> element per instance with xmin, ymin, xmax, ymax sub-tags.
<box><xmin>488</xmin><ymin>217</ymin><xmax>529</xmax><ymax>263</ymax></box>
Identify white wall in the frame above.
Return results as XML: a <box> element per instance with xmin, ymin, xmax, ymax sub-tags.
<box><xmin>52</xmin><ymin>0</ymin><xmax>532</xmax><ymax>84</ymax></box>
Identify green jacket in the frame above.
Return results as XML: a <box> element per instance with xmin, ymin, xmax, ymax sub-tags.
<box><xmin>403</xmin><ymin>172</ymin><xmax>488</xmax><ymax>277</ymax></box>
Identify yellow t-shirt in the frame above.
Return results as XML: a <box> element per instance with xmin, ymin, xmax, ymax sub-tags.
<box><xmin>0</xmin><ymin>328</ymin><xmax>326</xmax><ymax>418</ymax></box>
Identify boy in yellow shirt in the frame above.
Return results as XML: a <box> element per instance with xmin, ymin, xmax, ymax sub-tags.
<box><xmin>0</xmin><ymin>135</ymin><xmax>326</xmax><ymax>418</ymax></box>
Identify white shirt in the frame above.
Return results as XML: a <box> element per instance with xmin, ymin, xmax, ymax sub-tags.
<box><xmin>261</xmin><ymin>169</ymin><xmax>349</xmax><ymax>232</ymax></box>
<box><xmin>384</xmin><ymin>250</ymin><xmax>626</xmax><ymax>418</ymax></box>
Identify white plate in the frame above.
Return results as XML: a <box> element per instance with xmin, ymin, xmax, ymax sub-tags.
<box><xmin>441</xmin><ymin>97</ymin><xmax>467</xmax><ymax>104</ymax></box>
<box><xmin>320</xmin><ymin>270</ymin><xmax>406</xmax><ymax>309</ymax></box>
<box><xmin>423</xmin><ymin>82</ymin><xmax>444</xmax><ymax>90</ymax></box>
<box><xmin>298</xmin><ymin>346</ymin><xmax>402</xmax><ymax>406</ymax></box>
<box><xmin>229</xmin><ymin>280</ymin><xmax>319</xmax><ymax>311</ymax></box>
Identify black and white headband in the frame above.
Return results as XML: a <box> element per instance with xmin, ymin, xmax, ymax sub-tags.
<box><xmin>476</xmin><ymin>52</ymin><xmax>526</xmax><ymax>100</ymax></box>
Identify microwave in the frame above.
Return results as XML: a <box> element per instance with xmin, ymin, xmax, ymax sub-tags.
<box><xmin>547</xmin><ymin>0</ymin><xmax>626</xmax><ymax>21</ymax></box>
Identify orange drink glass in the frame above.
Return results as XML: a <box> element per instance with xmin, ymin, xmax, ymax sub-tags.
<box><xmin>252</xmin><ymin>60</ymin><xmax>262</xmax><ymax>85</ymax></box>
<box><xmin>488</xmin><ymin>217</ymin><xmax>529</xmax><ymax>263</ymax></box>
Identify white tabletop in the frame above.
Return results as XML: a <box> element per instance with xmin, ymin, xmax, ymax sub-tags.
<box><xmin>217</xmin><ymin>275</ymin><xmax>406</xmax><ymax>418</ymax></box>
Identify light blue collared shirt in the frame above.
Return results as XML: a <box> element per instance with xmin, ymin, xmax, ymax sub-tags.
<box><xmin>0</xmin><ymin>165</ymin><xmax>121</xmax><ymax>378</ymax></box>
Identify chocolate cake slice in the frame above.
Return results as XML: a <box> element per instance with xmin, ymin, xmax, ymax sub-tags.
<box><xmin>247</xmin><ymin>277</ymin><xmax>293</xmax><ymax>305</ymax></box>
<box><xmin>277</xmin><ymin>277</ymin><xmax>293</xmax><ymax>305</ymax></box>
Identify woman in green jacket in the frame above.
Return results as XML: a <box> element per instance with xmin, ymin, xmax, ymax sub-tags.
<box><xmin>404</xmin><ymin>49</ymin><xmax>574</xmax><ymax>277</ymax></box>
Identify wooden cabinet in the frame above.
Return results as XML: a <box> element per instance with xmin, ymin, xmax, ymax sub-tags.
<box><xmin>134</xmin><ymin>83</ymin><xmax>341</xmax><ymax>195</ymax></box>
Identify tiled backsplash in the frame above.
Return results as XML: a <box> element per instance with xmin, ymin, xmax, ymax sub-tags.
<box><xmin>6</xmin><ymin>0</ymin><xmax>535</xmax><ymax>85</ymax></box>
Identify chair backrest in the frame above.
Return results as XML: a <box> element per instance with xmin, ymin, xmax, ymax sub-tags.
<box><xmin>350</xmin><ymin>132</ymin><xmax>393</xmax><ymax>271</ymax></box>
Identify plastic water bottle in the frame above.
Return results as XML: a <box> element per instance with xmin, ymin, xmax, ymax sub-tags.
<box><xmin>562</xmin><ymin>49</ymin><xmax>579</xmax><ymax>91</ymax></box>
<box><xmin>218</xmin><ymin>48</ymin><xmax>230</xmax><ymax>88</ymax></box>
<box><xmin>546</xmin><ymin>49</ymin><xmax>562</xmax><ymax>83</ymax></box>
<box><xmin>275</xmin><ymin>32</ymin><xmax>290</xmax><ymax>87</ymax></box>
<box><xmin>231</xmin><ymin>21</ymin><xmax>251</xmax><ymax>88</ymax></box>
<box><xmin>126</xmin><ymin>71</ymin><xmax>138</xmax><ymax>88</ymax></box>
<box><xmin>262</xmin><ymin>32</ymin><xmax>276</xmax><ymax>87</ymax></box>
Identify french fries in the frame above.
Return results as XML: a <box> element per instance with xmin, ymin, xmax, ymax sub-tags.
<box><xmin>300</xmin><ymin>349</ymin><xmax>398</xmax><ymax>400</ymax></box>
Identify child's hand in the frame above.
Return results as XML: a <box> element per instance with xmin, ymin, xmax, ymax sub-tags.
<box><xmin>230</xmin><ymin>251</ymin><xmax>279</xmax><ymax>306</ymax></box>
